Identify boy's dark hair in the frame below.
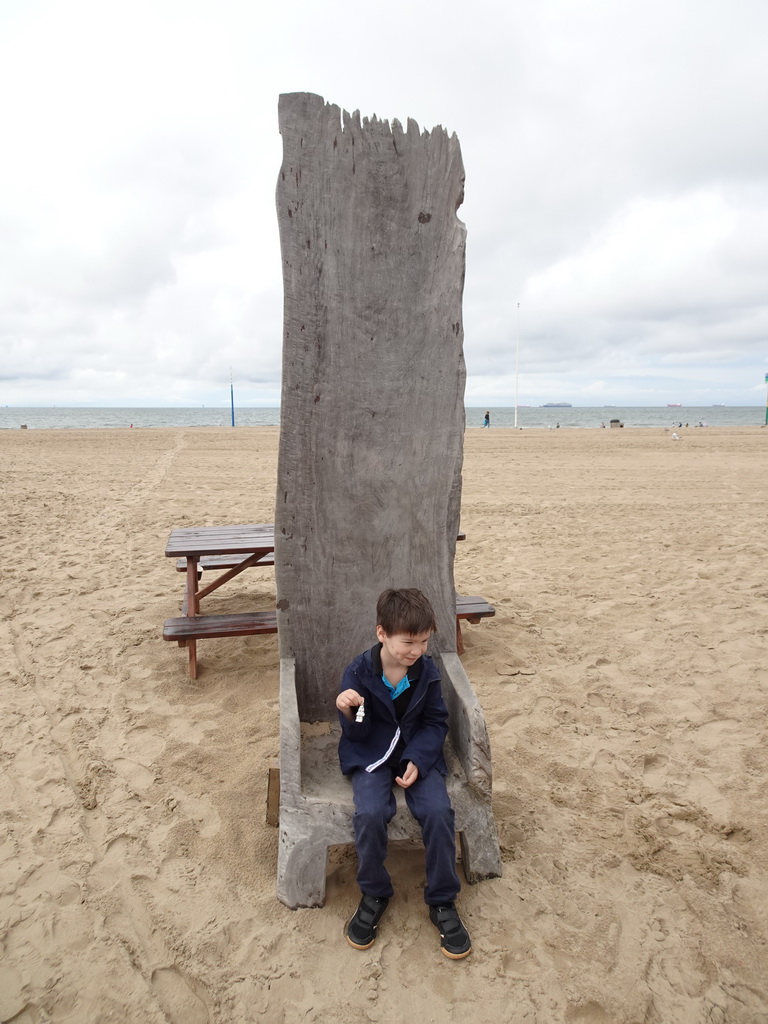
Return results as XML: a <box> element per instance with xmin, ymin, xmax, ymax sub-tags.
<box><xmin>376</xmin><ymin>588</ymin><xmax>438</xmax><ymax>636</ymax></box>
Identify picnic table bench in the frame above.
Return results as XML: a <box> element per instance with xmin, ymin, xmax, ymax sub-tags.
<box><xmin>163</xmin><ymin>610</ymin><xmax>278</xmax><ymax>641</ymax></box>
<box><xmin>454</xmin><ymin>595</ymin><xmax>496</xmax><ymax>654</ymax></box>
<box><xmin>163</xmin><ymin>524</ymin><xmax>492</xmax><ymax>676</ymax></box>
<box><xmin>163</xmin><ymin>596</ymin><xmax>493</xmax><ymax>670</ymax></box>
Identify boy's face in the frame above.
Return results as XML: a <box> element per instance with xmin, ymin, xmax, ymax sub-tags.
<box><xmin>376</xmin><ymin>626</ymin><xmax>431</xmax><ymax>676</ymax></box>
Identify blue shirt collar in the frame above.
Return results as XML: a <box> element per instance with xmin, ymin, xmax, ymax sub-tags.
<box><xmin>382</xmin><ymin>673</ymin><xmax>410</xmax><ymax>699</ymax></box>
<box><xmin>371</xmin><ymin>643</ymin><xmax>421</xmax><ymax>700</ymax></box>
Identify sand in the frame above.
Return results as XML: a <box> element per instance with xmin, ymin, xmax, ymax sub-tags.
<box><xmin>1</xmin><ymin>424</ymin><xmax>767</xmax><ymax>1024</ymax></box>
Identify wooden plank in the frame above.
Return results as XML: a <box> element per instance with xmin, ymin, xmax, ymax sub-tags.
<box><xmin>455</xmin><ymin>595</ymin><xmax>495</xmax><ymax>620</ymax></box>
<box><xmin>266</xmin><ymin>763</ymin><xmax>280</xmax><ymax>826</ymax></box>
<box><xmin>175</xmin><ymin>552</ymin><xmax>275</xmax><ymax>572</ymax></box>
<box><xmin>163</xmin><ymin>599</ymin><xmax>491</xmax><ymax>675</ymax></box>
<box><xmin>275</xmin><ymin>94</ymin><xmax>468</xmax><ymax>720</ymax></box>
<box><xmin>195</xmin><ymin>550</ymin><xmax>274</xmax><ymax>601</ymax></box>
<box><xmin>186</xmin><ymin>557</ymin><xmax>199</xmax><ymax>616</ymax></box>
<box><xmin>165</xmin><ymin>523</ymin><xmax>275</xmax><ymax>558</ymax></box>
<box><xmin>163</xmin><ymin>611</ymin><xmax>278</xmax><ymax>641</ymax></box>
<box><xmin>166</xmin><ymin>601</ymin><xmax>490</xmax><ymax>641</ymax></box>
<box><xmin>167</xmin><ymin>523</ymin><xmax>271</xmax><ymax>539</ymax></box>
<box><xmin>169</xmin><ymin>527</ymin><xmax>461</xmax><ymax>560</ymax></box>
<box><xmin>455</xmin><ymin>595</ymin><xmax>495</xmax><ymax>656</ymax></box>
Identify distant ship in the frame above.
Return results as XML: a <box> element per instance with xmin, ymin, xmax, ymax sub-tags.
<box><xmin>667</xmin><ymin>403</ymin><xmax>683</xmax><ymax>407</ymax></box>
<box><xmin>542</xmin><ymin>402</ymin><xmax>572</xmax><ymax>408</ymax></box>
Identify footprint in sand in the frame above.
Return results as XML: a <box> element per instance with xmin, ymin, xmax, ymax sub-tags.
<box><xmin>642</xmin><ymin>751</ymin><xmax>669</xmax><ymax>789</ymax></box>
<box><xmin>164</xmin><ymin>789</ymin><xmax>221</xmax><ymax>838</ymax></box>
<box><xmin>683</xmin><ymin>772</ymin><xmax>730</xmax><ymax>822</ymax></box>
<box><xmin>565</xmin><ymin>1000</ymin><xmax>611</xmax><ymax>1022</ymax></box>
<box><xmin>150</xmin><ymin>966</ymin><xmax>210</xmax><ymax>1024</ymax></box>
<box><xmin>113</xmin><ymin>758</ymin><xmax>156</xmax><ymax>792</ymax></box>
<box><xmin>123</xmin><ymin>726</ymin><xmax>167</xmax><ymax>763</ymax></box>
<box><xmin>158</xmin><ymin>857</ymin><xmax>200</xmax><ymax>892</ymax></box>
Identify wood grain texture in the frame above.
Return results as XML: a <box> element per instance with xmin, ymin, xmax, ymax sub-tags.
<box><xmin>275</xmin><ymin>92</ymin><xmax>468</xmax><ymax>721</ymax></box>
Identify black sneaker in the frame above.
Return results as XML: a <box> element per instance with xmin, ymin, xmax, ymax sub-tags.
<box><xmin>346</xmin><ymin>894</ymin><xmax>389</xmax><ymax>950</ymax></box>
<box><xmin>429</xmin><ymin>903</ymin><xmax>472</xmax><ymax>959</ymax></box>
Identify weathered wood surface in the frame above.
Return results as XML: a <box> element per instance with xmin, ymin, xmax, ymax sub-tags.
<box><xmin>275</xmin><ymin>92</ymin><xmax>468</xmax><ymax>721</ymax></box>
<box><xmin>274</xmin><ymin>93</ymin><xmax>501</xmax><ymax>908</ymax></box>
<box><xmin>162</xmin><ymin>611</ymin><xmax>278</xmax><ymax>640</ymax></box>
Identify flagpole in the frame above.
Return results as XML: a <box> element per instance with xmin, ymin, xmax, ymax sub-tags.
<box><xmin>230</xmin><ymin>367</ymin><xmax>235</xmax><ymax>428</ymax></box>
<box><xmin>514</xmin><ymin>303</ymin><xmax>520</xmax><ymax>428</ymax></box>
<box><xmin>765</xmin><ymin>371</ymin><xmax>768</xmax><ymax>426</ymax></box>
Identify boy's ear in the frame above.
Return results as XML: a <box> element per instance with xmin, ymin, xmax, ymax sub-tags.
<box><xmin>375</xmin><ymin>625</ymin><xmax>387</xmax><ymax>642</ymax></box>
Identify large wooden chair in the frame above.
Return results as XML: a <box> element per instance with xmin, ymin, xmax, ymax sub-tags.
<box><xmin>273</xmin><ymin>93</ymin><xmax>502</xmax><ymax>908</ymax></box>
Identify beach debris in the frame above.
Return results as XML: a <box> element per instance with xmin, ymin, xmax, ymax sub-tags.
<box><xmin>495</xmin><ymin>661</ymin><xmax>535</xmax><ymax>676</ymax></box>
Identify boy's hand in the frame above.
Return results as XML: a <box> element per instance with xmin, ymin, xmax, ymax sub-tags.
<box><xmin>395</xmin><ymin>761</ymin><xmax>419</xmax><ymax>789</ymax></box>
<box><xmin>336</xmin><ymin>689</ymin><xmax>364</xmax><ymax>719</ymax></box>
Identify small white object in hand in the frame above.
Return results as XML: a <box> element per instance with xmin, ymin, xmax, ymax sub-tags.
<box><xmin>355</xmin><ymin>702</ymin><xmax>365</xmax><ymax>723</ymax></box>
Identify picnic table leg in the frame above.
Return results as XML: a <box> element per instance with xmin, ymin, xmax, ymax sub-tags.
<box><xmin>185</xmin><ymin>557</ymin><xmax>200</xmax><ymax>678</ymax></box>
<box><xmin>186</xmin><ymin>557</ymin><xmax>200</xmax><ymax>615</ymax></box>
<box><xmin>456</xmin><ymin>619</ymin><xmax>465</xmax><ymax>656</ymax></box>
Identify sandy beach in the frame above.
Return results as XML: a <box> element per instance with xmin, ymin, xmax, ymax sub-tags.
<box><xmin>1</xmin><ymin>424</ymin><xmax>767</xmax><ymax>1024</ymax></box>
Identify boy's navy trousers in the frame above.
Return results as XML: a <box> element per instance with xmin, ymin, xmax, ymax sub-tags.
<box><xmin>350</xmin><ymin>764</ymin><xmax>461</xmax><ymax>905</ymax></box>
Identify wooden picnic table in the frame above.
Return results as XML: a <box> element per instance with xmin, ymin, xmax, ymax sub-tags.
<box><xmin>163</xmin><ymin>524</ymin><xmax>490</xmax><ymax>677</ymax></box>
<box><xmin>165</xmin><ymin>522</ymin><xmax>274</xmax><ymax>613</ymax></box>
<box><xmin>164</xmin><ymin>523</ymin><xmax>276</xmax><ymax>677</ymax></box>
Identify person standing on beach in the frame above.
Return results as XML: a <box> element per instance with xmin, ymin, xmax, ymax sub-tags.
<box><xmin>483</xmin><ymin>411</ymin><xmax>490</xmax><ymax>428</ymax></box>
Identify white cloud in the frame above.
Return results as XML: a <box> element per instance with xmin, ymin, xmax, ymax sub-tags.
<box><xmin>1</xmin><ymin>0</ymin><xmax>767</xmax><ymax>407</ymax></box>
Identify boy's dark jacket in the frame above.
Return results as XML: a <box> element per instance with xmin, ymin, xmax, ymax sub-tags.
<box><xmin>337</xmin><ymin>644</ymin><xmax>449</xmax><ymax>778</ymax></box>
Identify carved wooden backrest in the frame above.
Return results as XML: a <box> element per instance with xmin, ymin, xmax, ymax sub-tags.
<box><xmin>275</xmin><ymin>92</ymin><xmax>467</xmax><ymax>722</ymax></box>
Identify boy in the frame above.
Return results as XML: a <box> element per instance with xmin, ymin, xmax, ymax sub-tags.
<box><xmin>336</xmin><ymin>588</ymin><xmax>471</xmax><ymax>960</ymax></box>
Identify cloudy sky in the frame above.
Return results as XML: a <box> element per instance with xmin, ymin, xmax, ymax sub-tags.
<box><xmin>2</xmin><ymin>0</ymin><xmax>767</xmax><ymax>408</ymax></box>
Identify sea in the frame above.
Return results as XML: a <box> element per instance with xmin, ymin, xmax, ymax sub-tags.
<box><xmin>1</xmin><ymin>406</ymin><xmax>764</xmax><ymax>431</ymax></box>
